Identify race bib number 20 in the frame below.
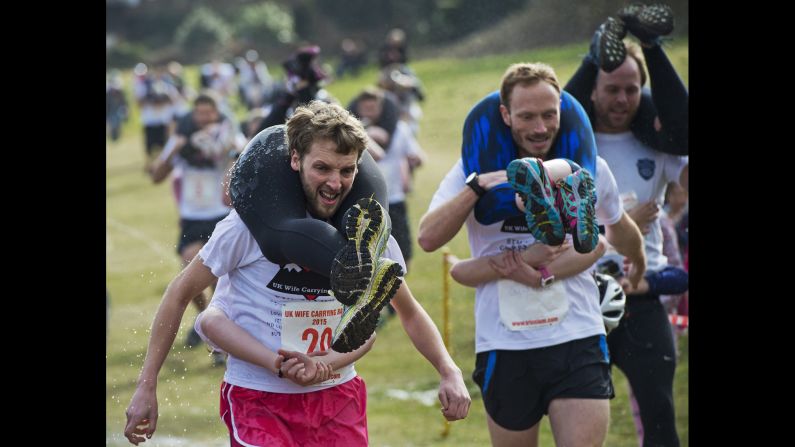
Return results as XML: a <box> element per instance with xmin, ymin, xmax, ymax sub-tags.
<box><xmin>281</xmin><ymin>301</ymin><xmax>351</xmax><ymax>386</ymax></box>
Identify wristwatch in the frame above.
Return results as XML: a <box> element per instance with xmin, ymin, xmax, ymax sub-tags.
<box><xmin>538</xmin><ymin>266</ymin><xmax>555</xmax><ymax>288</ymax></box>
<box><xmin>465</xmin><ymin>172</ymin><xmax>486</xmax><ymax>197</ymax></box>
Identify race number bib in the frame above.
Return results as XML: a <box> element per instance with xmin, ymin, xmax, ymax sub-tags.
<box><xmin>281</xmin><ymin>300</ymin><xmax>351</xmax><ymax>386</ymax></box>
<box><xmin>182</xmin><ymin>170</ymin><xmax>220</xmax><ymax>210</ymax></box>
<box><xmin>497</xmin><ymin>279</ymin><xmax>568</xmax><ymax>331</ymax></box>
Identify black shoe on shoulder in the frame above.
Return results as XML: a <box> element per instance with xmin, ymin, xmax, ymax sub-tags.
<box><xmin>588</xmin><ymin>17</ymin><xmax>628</xmax><ymax>73</ymax></box>
<box><xmin>618</xmin><ymin>3</ymin><xmax>674</xmax><ymax>46</ymax></box>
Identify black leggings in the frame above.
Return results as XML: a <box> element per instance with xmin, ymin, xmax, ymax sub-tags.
<box><xmin>565</xmin><ymin>45</ymin><xmax>688</xmax><ymax>155</ymax></box>
<box><xmin>608</xmin><ymin>295</ymin><xmax>679</xmax><ymax>447</ymax></box>
<box><xmin>229</xmin><ymin>125</ymin><xmax>388</xmax><ymax>276</ymax></box>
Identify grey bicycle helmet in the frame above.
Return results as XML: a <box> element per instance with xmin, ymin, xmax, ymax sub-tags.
<box><xmin>595</xmin><ymin>272</ymin><xmax>626</xmax><ymax>333</ymax></box>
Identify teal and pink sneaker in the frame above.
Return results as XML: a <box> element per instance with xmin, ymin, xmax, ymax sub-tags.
<box><xmin>507</xmin><ymin>157</ymin><xmax>566</xmax><ymax>246</ymax></box>
<box><xmin>556</xmin><ymin>169</ymin><xmax>599</xmax><ymax>253</ymax></box>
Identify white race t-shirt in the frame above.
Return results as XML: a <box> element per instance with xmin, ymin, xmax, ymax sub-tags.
<box><xmin>595</xmin><ymin>132</ymin><xmax>687</xmax><ymax>272</ymax></box>
<box><xmin>159</xmin><ymin>134</ymin><xmax>232</xmax><ymax>221</ymax></box>
<box><xmin>172</xmin><ymin>163</ymin><xmax>231</xmax><ymax>220</ymax></box>
<box><xmin>196</xmin><ymin>210</ymin><xmax>406</xmax><ymax>393</ymax></box>
<box><xmin>427</xmin><ymin>157</ymin><xmax>621</xmax><ymax>353</ymax></box>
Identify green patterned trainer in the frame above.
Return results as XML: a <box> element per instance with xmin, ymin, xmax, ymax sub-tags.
<box><xmin>332</xmin><ymin>258</ymin><xmax>403</xmax><ymax>353</ymax></box>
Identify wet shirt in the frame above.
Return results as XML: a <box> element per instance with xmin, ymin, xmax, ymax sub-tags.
<box><xmin>197</xmin><ymin>210</ymin><xmax>406</xmax><ymax>393</ymax></box>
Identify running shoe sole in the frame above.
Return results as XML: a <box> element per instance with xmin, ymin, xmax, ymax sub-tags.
<box><xmin>618</xmin><ymin>3</ymin><xmax>674</xmax><ymax>43</ymax></box>
<box><xmin>598</xmin><ymin>17</ymin><xmax>628</xmax><ymax>72</ymax></box>
<box><xmin>330</xmin><ymin>197</ymin><xmax>391</xmax><ymax>306</ymax></box>
<box><xmin>558</xmin><ymin>169</ymin><xmax>599</xmax><ymax>253</ymax></box>
<box><xmin>332</xmin><ymin>259</ymin><xmax>403</xmax><ymax>353</ymax></box>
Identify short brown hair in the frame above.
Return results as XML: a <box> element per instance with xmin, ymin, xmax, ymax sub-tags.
<box><xmin>500</xmin><ymin>63</ymin><xmax>561</xmax><ymax>110</ymax></box>
<box><xmin>286</xmin><ymin>100</ymin><xmax>369</xmax><ymax>160</ymax></box>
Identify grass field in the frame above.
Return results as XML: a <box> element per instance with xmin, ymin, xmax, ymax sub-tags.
<box><xmin>106</xmin><ymin>39</ymin><xmax>688</xmax><ymax>446</ymax></box>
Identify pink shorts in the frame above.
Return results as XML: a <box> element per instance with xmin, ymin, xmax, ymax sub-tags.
<box><xmin>220</xmin><ymin>376</ymin><xmax>368</xmax><ymax>447</ymax></box>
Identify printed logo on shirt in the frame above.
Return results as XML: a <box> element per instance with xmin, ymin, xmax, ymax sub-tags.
<box><xmin>500</xmin><ymin>215</ymin><xmax>531</xmax><ymax>234</ymax></box>
<box><xmin>267</xmin><ymin>263</ymin><xmax>331</xmax><ymax>300</ymax></box>
<box><xmin>637</xmin><ymin>158</ymin><xmax>656</xmax><ymax>180</ymax></box>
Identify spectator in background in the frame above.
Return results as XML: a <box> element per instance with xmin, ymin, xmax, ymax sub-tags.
<box><xmin>147</xmin><ymin>91</ymin><xmax>246</xmax><ymax>365</ymax></box>
<box><xmin>246</xmin><ymin>45</ymin><xmax>331</xmax><ymax>138</ymax></box>
<box><xmin>106</xmin><ymin>69</ymin><xmax>128</xmax><ymax>142</ymax></box>
<box><xmin>377</xmin><ymin>63</ymin><xmax>425</xmax><ymax>136</ymax></box>
<box><xmin>164</xmin><ymin>61</ymin><xmax>194</xmax><ymax>120</ymax></box>
<box><xmin>378</xmin><ymin>28</ymin><xmax>408</xmax><ymax>68</ymax></box>
<box><xmin>236</xmin><ymin>49</ymin><xmax>275</xmax><ymax>110</ymax></box>
<box><xmin>664</xmin><ymin>180</ymin><xmax>687</xmax><ymax>265</ymax></box>
<box><xmin>199</xmin><ymin>59</ymin><xmax>237</xmax><ymax>119</ymax></box>
<box><xmin>336</xmin><ymin>38</ymin><xmax>367</xmax><ymax>79</ymax></box>
<box><xmin>132</xmin><ymin>63</ymin><xmax>175</xmax><ymax>169</ymax></box>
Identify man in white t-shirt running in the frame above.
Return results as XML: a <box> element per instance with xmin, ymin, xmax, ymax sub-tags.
<box><xmin>588</xmin><ymin>41</ymin><xmax>688</xmax><ymax>447</ymax></box>
<box><xmin>148</xmin><ymin>92</ymin><xmax>244</xmax><ymax>359</ymax></box>
<box><xmin>125</xmin><ymin>101</ymin><xmax>470</xmax><ymax>446</ymax></box>
<box><xmin>418</xmin><ymin>62</ymin><xmax>645</xmax><ymax>447</ymax></box>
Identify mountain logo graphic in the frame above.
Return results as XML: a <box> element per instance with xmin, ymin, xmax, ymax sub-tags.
<box><xmin>266</xmin><ymin>263</ymin><xmax>331</xmax><ymax>300</ymax></box>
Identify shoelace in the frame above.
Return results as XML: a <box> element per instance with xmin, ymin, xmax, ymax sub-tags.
<box><xmin>554</xmin><ymin>180</ymin><xmax>578</xmax><ymax>232</ymax></box>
